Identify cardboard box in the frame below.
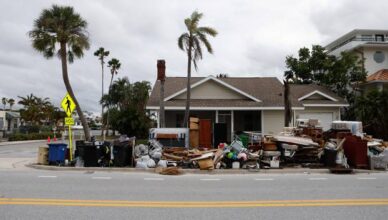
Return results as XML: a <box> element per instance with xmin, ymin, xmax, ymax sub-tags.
<box><xmin>190</xmin><ymin>117</ymin><xmax>199</xmax><ymax>123</ymax></box>
<box><xmin>190</xmin><ymin>122</ymin><xmax>199</xmax><ymax>130</ymax></box>
<box><xmin>197</xmin><ymin>158</ymin><xmax>214</xmax><ymax>170</ymax></box>
<box><xmin>37</xmin><ymin>146</ymin><xmax>49</xmax><ymax>165</ymax></box>
<box><xmin>190</xmin><ymin>130</ymin><xmax>199</xmax><ymax>148</ymax></box>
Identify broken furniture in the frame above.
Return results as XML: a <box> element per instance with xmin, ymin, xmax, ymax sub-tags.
<box><xmin>149</xmin><ymin>128</ymin><xmax>189</xmax><ymax>148</ymax></box>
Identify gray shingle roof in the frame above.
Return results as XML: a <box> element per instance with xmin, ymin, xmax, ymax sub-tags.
<box><xmin>146</xmin><ymin>76</ymin><xmax>347</xmax><ymax>109</ymax></box>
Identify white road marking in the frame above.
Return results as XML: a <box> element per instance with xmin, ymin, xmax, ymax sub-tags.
<box><xmin>144</xmin><ymin>178</ymin><xmax>164</xmax><ymax>181</ymax></box>
<box><xmin>200</xmin><ymin>178</ymin><xmax>220</xmax><ymax>181</ymax></box>
<box><xmin>357</xmin><ymin>177</ymin><xmax>377</xmax><ymax>180</ymax></box>
<box><xmin>309</xmin><ymin>177</ymin><xmax>327</xmax><ymax>180</ymax></box>
<box><xmin>38</xmin><ymin>175</ymin><xmax>57</xmax><ymax>178</ymax></box>
<box><xmin>254</xmin><ymin>178</ymin><xmax>274</xmax><ymax>181</ymax></box>
<box><xmin>92</xmin><ymin>177</ymin><xmax>112</xmax><ymax>180</ymax></box>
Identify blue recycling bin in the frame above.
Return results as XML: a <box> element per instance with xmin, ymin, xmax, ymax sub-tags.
<box><xmin>48</xmin><ymin>143</ymin><xmax>67</xmax><ymax>165</ymax></box>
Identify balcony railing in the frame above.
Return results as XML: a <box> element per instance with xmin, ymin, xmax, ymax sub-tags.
<box><xmin>329</xmin><ymin>36</ymin><xmax>388</xmax><ymax>52</ymax></box>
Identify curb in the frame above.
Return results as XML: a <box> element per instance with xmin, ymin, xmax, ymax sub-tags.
<box><xmin>26</xmin><ymin>164</ymin><xmax>386</xmax><ymax>175</ymax></box>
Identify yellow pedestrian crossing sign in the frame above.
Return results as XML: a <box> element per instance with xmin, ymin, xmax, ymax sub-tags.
<box><xmin>61</xmin><ymin>93</ymin><xmax>76</xmax><ymax>117</ymax></box>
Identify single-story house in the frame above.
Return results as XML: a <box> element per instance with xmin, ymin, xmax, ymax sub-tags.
<box><xmin>361</xmin><ymin>69</ymin><xmax>388</xmax><ymax>92</ymax></box>
<box><xmin>0</xmin><ymin>110</ymin><xmax>21</xmax><ymax>137</ymax></box>
<box><xmin>146</xmin><ymin>75</ymin><xmax>348</xmax><ymax>143</ymax></box>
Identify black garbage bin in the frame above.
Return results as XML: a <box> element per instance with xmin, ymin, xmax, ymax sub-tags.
<box><xmin>83</xmin><ymin>144</ymin><xmax>97</xmax><ymax>167</ymax></box>
<box><xmin>324</xmin><ymin>148</ymin><xmax>337</xmax><ymax>167</ymax></box>
<box><xmin>113</xmin><ymin>140</ymin><xmax>133</xmax><ymax>167</ymax></box>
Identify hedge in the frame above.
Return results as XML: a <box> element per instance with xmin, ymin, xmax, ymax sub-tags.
<box><xmin>8</xmin><ymin>132</ymin><xmax>62</xmax><ymax>141</ymax></box>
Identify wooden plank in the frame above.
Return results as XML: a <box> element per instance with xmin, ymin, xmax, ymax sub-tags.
<box><xmin>156</xmin><ymin>133</ymin><xmax>178</xmax><ymax>139</ymax></box>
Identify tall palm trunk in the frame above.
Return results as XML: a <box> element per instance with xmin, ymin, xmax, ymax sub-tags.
<box><xmin>183</xmin><ymin>40</ymin><xmax>192</xmax><ymax>128</ymax></box>
<box><xmin>105</xmin><ymin>74</ymin><xmax>115</xmax><ymax>136</ymax></box>
<box><xmin>60</xmin><ymin>42</ymin><xmax>91</xmax><ymax>141</ymax></box>
<box><xmin>100</xmin><ymin>60</ymin><xmax>105</xmax><ymax>139</ymax></box>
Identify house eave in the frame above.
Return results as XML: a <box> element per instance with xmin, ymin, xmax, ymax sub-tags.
<box><xmin>146</xmin><ymin>106</ymin><xmax>305</xmax><ymax>110</ymax></box>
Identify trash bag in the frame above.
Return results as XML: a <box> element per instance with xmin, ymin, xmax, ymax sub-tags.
<box><xmin>134</xmin><ymin>144</ymin><xmax>149</xmax><ymax>157</ymax></box>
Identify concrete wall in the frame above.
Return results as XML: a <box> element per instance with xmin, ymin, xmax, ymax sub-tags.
<box><xmin>175</xmin><ymin>80</ymin><xmax>246</xmax><ymax>100</ymax></box>
<box><xmin>262</xmin><ymin>110</ymin><xmax>284</xmax><ymax>135</ymax></box>
<box><xmin>362</xmin><ymin>47</ymin><xmax>388</xmax><ymax>75</ymax></box>
<box><xmin>0</xmin><ymin>111</ymin><xmax>5</xmax><ymax>130</ymax></box>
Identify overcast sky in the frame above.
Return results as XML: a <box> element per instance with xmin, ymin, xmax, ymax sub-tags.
<box><xmin>1</xmin><ymin>0</ymin><xmax>387</xmax><ymax>113</ymax></box>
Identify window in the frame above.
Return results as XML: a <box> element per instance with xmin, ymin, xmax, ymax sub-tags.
<box><xmin>361</xmin><ymin>34</ymin><xmax>373</xmax><ymax>41</ymax></box>
<box><xmin>375</xmin><ymin>34</ymin><xmax>384</xmax><ymax>42</ymax></box>
<box><xmin>0</xmin><ymin>117</ymin><xmax>3</xmax><ymax>130</ymax></box>
<box><xmin>373</xmin><ymin>51</ymin><xmax>385</xmax><ymax>63</ymax></box>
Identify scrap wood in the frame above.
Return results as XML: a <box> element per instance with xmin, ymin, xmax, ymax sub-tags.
<box><xmin>157</xmin><ymin>167</ymin><xmax>181</xmax><ymax>175</ymax></box>
<box><xmin>213</xmin><ymin>149</ymin><xmax>224</xmax><ymax>165</ymax></box>
<box><xmin>156</xmin><ymin>133</ymin><xmax>178</xmax><ymax>139</ymax></box>
<box><xmin>162</xmin><ymin>153</ymin><xmax>183</xmax><ymax>161</ymax></box>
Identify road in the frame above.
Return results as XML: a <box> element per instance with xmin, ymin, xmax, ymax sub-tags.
<box><xmin>1</xmin><ymin>142</ymin><xmax>388</xmax><ymax>219</ymax></box>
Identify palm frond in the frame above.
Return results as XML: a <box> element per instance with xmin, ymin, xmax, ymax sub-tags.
<box><xmin>197</xmin><ymin>26</ymin><xmax>218</xmax><ymax>37</ymax></box>
<box><xmin>178</xmin><ymin>33</ymin><xmax>189</xmax><ymax>51</ymax></box>
<box><xmin>197</xmin><ymin>32</ymin><xmax>213</xmax><ymax>54</ymax></box>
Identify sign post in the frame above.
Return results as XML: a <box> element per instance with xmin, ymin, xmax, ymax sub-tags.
<box><xmin>61</xmin><ymin>93</ymin><xmax>76</xmax><ymax>161</ymax></box>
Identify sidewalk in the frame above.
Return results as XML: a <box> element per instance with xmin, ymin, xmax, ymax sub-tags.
<box><xmin>0</xmin><ymin>139</ymin><xmax>47</xmax><ymax>146</ymax></box>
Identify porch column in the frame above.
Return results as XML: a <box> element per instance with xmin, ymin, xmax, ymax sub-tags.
<box><xmin>231</xmin><ymin>110</ymin><xmax>234</xmax><ymax>138</ymax></box>
<box><xmin>215</xmin><ymin>110</ymin><xmax>219</xmax><ymax>123</ymax></box>
<box><xmin>261</xmin><ymin>110</ymin><xmax>264</xmax><ymax>135</ymax></box>
<box><xmin>156</xmin><ymin>111</ymin><xmax>160</xmax><ymax>128</ymax></box>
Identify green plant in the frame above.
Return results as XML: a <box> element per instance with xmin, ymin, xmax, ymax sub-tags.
<box><xmin>178</xmin><ymin>11</ymin><xmax>218</xmax><ymax>127</ymax></box>
<box><xmin>8</xmin><ymin>132</ymin><xmax>62</xmax><ymax>141</ymax></box>
<box><xmin>29</xmin><ymin>5</ymin><xmax>91</xmax><ymax>140</ymax></box>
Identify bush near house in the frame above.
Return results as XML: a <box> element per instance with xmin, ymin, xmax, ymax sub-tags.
<box><xmin>8</xmin><ymin>132</ymin><xmax>62</xmax><ymax>141</ymax></box>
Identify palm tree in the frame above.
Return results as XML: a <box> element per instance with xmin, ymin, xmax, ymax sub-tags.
<box><xmin>106</xmin><ymin>58</ymin><xmax>121</xmax><ymax>135</ymax></box>
<box><xmin>18</xmin><ymin>94</ymin><xmax>37</xmax><ymax>107</ymax></box>
<box><xmin>178</xmin><ymin>11</ymin><xmax>217</xmax><ymax>127</ymax></box>
<box><xmin>29</xmin><ymin>5</ymin><xmax>91</xmax><ymax>140</ymax></box>
<box><xmin>1</xmin><ymin>97</ymin><xmax>7</xmax><ymax>110</ymax></box>
<box><xmin>108</xmin><ymin>58</ymin><xmax>121</xmax><ymax>90</ymax></box>
<box><xmin>8</xmin><ymin>98</ymin><xmax>15</xmax><ymax>110</ymax></box>
<box><xmin>94</xmin><ymin>47</ymin><xmax>110</xmax><ymax>138</ymax></box>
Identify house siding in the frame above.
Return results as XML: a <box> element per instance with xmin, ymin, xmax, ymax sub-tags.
<box><xmin>262</xmin><ymin>110</ymin><xmax>284</xmax><ymax>135</ymax></box>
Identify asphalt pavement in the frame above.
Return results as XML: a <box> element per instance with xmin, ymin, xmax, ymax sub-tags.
<box><xmin>1</xmin><ymin>141</ymin><xmax>388</xmax><ymax>219</ymax></box>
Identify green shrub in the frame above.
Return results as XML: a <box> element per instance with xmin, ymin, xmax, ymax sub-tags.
<box><xmin>8</xmin><ymin>132</ymin><xmax>62</xmax><ymax>141</ymax></box>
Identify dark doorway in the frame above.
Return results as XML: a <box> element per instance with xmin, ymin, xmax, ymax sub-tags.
<box><xmin>214</xmin><ymin>123</ymin><xmax>227</xmax><ymax>147</ymax></box>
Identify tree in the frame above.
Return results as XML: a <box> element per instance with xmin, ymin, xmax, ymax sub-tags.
<box><xmin>106</xmin><ymin>58</ymin><xmax>121</xmax><ymax>134</ymax></box>
<box><xmin>100</xmin><ymin>77</ymin><xmax>152</xmax><ymax>138</ymax></box>
<box><xmin>285</xmin><ymin>45</ymin><xmax>366</xmax><ymax>101</ymax></box>
<box><xmin>29</xmin><ymin>5</ymin><xmax>91</xmax><ymax>140</ymax></box>
<box><xmin>8</xmin><ymin>98</ymin><xmax>15</xmax><ymax>110</ymax></box>
<box><xmin>354</xmin><ymin>89</ymin><xmax>388</xmax><ymax>140</ymax></box>
<box><xmin>94</xmin><ymin>47</ymin><xmax>110</xmax><ymax>138</ymax></box>
<box><xmin>2</xmin><ymin>97</ymin><xmax>7</xmax><ymax>110</ymax></box>
<box><xmin>108</xmin><ymin>58</ymin><xmax>121</xmax><ymax>89</ymax></box>
<box><xmin>178</xmin><ymin>11</ymin><xmax>217</xmax><ymax>127</ymax></box>
<box><xmin>18</xmin><ymin>94</ymin><xmax>53</xmax><ymax>125</ymax></box>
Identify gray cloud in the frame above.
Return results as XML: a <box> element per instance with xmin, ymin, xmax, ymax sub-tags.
<box><xmin>0</xmin><ymin>0</ymin><xmax>386</xmax><ymax>113</ymax></box>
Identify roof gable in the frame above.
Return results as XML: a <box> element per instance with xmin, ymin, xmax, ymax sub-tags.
<box><xmin>298</xmin><ymin>90</ymin><xmax>338</xmax><ymax>102</ymax></box>
<box><xmin>174</xmin><ymin>79</ymin><xmax>247</xmax><ymax>100</ymax></box>
<box><xmin>164</xmin><ymin>76</ymin><xmax>262</xmax><ymax>102</ymax></box>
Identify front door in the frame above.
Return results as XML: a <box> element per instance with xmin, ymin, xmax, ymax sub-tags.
<box><xmin>199</xmin><ymin>119</ymin><xmax>212</xmax><ymax>148</ymax></box>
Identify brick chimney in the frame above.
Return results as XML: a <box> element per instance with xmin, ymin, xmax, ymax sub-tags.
<box><xmin>157</xmin><ymin>60</ymin><xmax>166</xmax><ymax>128</ymax></box>
<box><xmin>157</xmin><ymin>60</ymin><xmax>166</xmax><ymax>81</ymax></box>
